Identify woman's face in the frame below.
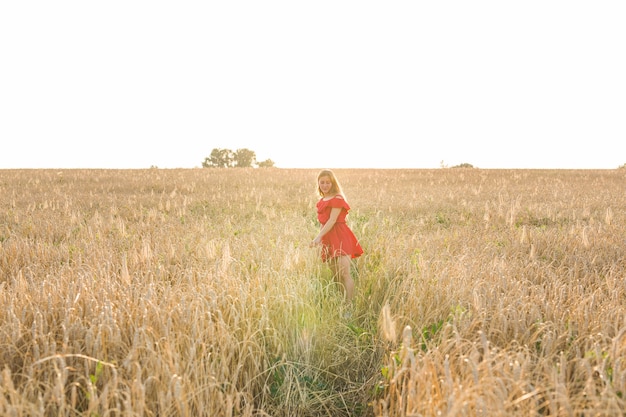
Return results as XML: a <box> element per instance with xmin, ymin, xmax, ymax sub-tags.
<box><xmin>318</xmin><ymin>176</ymin><xmax>333</xmax><ymax>195</ymax></box>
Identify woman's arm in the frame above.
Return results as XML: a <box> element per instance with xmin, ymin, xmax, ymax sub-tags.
<box><xmin>311</xmin><ymin>207</ymin><xmax>341</xmax><ymax>246</ymax></box>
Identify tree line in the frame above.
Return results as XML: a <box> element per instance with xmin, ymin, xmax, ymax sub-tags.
<box><xmin>202</xmin><ymin>148</ymin><xmax>275</xmax><ymax>168</ymax></box>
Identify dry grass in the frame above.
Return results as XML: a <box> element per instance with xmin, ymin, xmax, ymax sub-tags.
<box><xmin>1</xmin><ymin>168</ymin><xmax>625</xmax><ymax>416</ymax></box>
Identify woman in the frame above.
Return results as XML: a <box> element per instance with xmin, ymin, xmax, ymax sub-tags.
<box><xmin>310</xmin><ymin>169</ymin><xmax>363</xmax><ymax>302</ymax></box>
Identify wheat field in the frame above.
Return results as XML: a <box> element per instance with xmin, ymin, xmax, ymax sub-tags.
<box><xmin>1</xmin><ymin>168</ymin><xmax>625</xmax><ymax>416</ymax></box>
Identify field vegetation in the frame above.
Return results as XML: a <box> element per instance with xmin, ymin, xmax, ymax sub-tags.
<box><xmin>1</xmin><ymin>168</ymin><xmax>625</xmax><ymax>416</ymax></box>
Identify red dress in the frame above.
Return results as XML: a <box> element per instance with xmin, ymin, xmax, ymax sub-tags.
<box><xmin>316</xmin><ymin>195</ymin><xmax>364</xmax><ymax>262</ymax></box>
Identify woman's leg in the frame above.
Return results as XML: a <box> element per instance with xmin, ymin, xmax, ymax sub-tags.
<box><xmin>329</xmin><ymin>255</ymin><xmax>354</xmax><ymax>302</ymax></box>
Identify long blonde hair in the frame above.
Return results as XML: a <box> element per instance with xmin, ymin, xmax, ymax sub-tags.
<box><xmin>316</xmin><ymin>169</ymin><xmax>345</xmax><ymax>199</ymax></box>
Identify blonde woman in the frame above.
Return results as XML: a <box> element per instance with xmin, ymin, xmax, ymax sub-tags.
<box><xmin>310</xmin><ymin>169</ymin><xmax>363</xmax><ymax>303</ymax></box>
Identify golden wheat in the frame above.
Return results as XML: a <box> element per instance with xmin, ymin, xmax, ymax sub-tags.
<box><xmin>1</xmin><ymin>168</ymin><xmax>625</xmax><ymax>416</ymax></box>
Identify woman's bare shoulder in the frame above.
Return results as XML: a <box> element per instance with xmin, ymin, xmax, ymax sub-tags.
<box><xmin>322</xmin><ymin>193</ymin><xmax>344</xmax><ymax>201</ymax></box>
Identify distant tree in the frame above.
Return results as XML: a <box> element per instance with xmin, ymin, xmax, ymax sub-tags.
<box><xmin>202</xmin><ymin>148</ymin><xmax>233</xmax><ymax>168</ymax></box>
<box><xmin>233</xmin><ymin>148</ymin><xmax>256</xmax><ymax>168</ymax></box>
<box><xmin>257</xmin><ymin>159</ymin><xmax>275</xmax><ymax>168</ymax></box>
<box><xmin>452</xmin><ymin>163</ymin><xmax>475</xmax><ymax>168</ymax></box>
<box><xmin>202</xmin><ymin>148</ymin><xmax>274</xmax><ymax>168</ymax></box>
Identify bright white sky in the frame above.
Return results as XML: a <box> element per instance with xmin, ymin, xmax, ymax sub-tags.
<box><xmin>1</xmin><ymin>1</ymin><xmax>624</xmax><ymax>169</ymax></box>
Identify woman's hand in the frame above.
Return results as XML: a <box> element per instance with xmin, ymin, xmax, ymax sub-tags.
<box><xmin>310</xmin><ymin>208</ymin><xmax>340</xmax><ymax>248</ymax></box>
